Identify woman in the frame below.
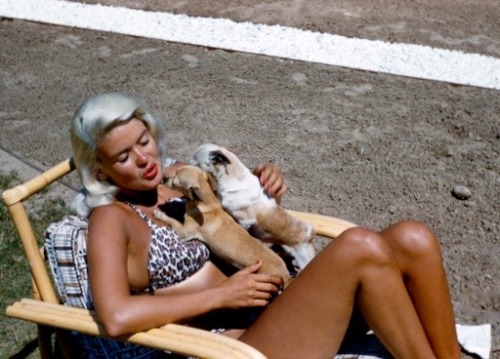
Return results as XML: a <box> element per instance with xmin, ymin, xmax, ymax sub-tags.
<box><xmin>70</xmin><ymin>92</ymin><xmax>460</xmax><ymax>358</ymax></box>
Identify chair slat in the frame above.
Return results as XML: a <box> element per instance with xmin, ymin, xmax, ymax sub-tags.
<box><xmin>288</xmin><ymin>210</ymin><xmax>356</xmax><ymax>238</ymax></box>
<box><xmin>7</xmin><ymin>299</ymin><xmax>267</xmax><ymax>359</ymax></box>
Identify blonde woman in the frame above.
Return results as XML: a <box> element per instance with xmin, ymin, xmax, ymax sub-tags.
<box><xmin>70</xmin><ymin>92</ymin><xmax>460</xmax><ymax>358</ymax></box>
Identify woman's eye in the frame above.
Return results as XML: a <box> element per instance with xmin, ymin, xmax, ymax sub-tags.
<box><xmin>117</xmin><ymin>155</ymin><xmax>128</xmax><ymax>163</ymax></box>
<box><xmin>140</xmin><ymin>135</ymin><xmax>150</xmax><ymax>146</ymax></box>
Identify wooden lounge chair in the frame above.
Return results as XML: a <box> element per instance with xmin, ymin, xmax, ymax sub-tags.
<box><xmin>2</xmin><ymin>158</ymin><xmax>356</xmax><ymax>359</ymax></box>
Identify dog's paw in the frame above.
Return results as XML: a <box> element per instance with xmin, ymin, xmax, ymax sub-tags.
<box><xmin>153</xmin><ymin>209</ymin><xmax>170</xmax><ymax>223</ymax></box>
<box><xmin>282</xmin><ymin>243</ymin><xmax>316</xmax><ymax>271</ymax></box>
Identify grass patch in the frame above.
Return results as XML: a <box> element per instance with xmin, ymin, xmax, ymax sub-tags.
<box><xmin>0</xmin><ymin>170</ymin><xmax>68</xmax><ymax>358</ymax></box>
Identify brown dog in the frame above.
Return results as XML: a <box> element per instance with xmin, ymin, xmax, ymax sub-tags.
<box><xmin>153</xmin><ymin>165</ymin><xmax>292</xmax><ymax>288</ymax></box>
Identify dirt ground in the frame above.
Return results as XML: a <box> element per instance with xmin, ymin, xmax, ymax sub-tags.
<box><xmin>1</xmin><ymin>1</ymin><xmax>499</xmax><ymax>357</ymax></box>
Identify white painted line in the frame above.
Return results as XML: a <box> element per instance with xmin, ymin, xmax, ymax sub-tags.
<box><xmin>2</xmin><ymin>0</ymin><xmax>499</xmax><ymax>90</ymax></box>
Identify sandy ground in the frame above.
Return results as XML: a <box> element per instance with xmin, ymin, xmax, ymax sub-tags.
<box><xmin>1</xmin><ymin>1</ymin><xmax>499</xmax><ymax>357</ymax></box>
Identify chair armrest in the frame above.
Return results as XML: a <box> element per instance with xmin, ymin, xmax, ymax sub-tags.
<box><xmin>287</xmin><ymin>210</ymin><xmax>357</xmax><ymax>239</ymax></box>
<box><xmin>2</xmin><ymin>158</ymin><xmax>75</xmax><ymax>206</ymax></box>
<box><xmin>6</xmin><ymin>299</ymin><xmax>267</xmax><ymax>359</ymax></box>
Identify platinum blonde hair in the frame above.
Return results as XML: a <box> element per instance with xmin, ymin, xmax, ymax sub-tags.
<box><xmin>70</xmin><ymin>92</ymin><xmax>169</xmax><ymax>216</ymax></box>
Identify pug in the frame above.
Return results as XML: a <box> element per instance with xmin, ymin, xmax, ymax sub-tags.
<box><xmin>191</xmin><ymin>144</ymin><xmax>316</xmax><ymax>270</ymax></box>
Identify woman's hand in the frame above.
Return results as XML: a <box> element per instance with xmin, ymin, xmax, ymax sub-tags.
<box><xmin>253</xmin><ymin>162</ymin><xmax>287</xmax><ymax>203</ymax></box>
<box><xmin>214</xmin><ymin>261</ymin><xmax>283</xmax><ymax>309</ymax></box>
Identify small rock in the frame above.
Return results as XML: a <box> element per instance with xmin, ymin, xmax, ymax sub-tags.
<box><xmin>451</xmin><ymin>185</ymin><xmax>472</xmax><ymax>200</ymax></box>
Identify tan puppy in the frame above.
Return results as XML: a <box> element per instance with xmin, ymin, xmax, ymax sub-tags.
<box><xmin>153</xmin><ymin>165</ymin><xmax>292</xmax><ymax>288</ymax></box>
<box><xmin>191</xmin><ymin>144</ymin><xmax>316</xmax><ymax>270</ymax></box>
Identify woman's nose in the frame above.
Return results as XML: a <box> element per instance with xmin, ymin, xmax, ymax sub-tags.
<box><xmin>134</xmin><ymin>148</ymin><xmax>148</xmax><ymax>165</ymax></box>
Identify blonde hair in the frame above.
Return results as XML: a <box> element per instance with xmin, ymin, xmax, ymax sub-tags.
<box><xmin>70</xmin><ymin>92</ymin><xmax>169</xmax><ymax>216</ymax></box>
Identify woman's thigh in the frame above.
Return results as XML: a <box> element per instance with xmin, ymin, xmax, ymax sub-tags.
<box><xmin>239</xmin><ymin>227</ymin><xmax>394</xmax><ymax>358</ymax></box>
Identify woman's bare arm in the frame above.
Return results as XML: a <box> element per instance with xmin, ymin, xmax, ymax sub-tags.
<box><xmin>88</xmin><ymin>205</ymin><xmax>281</xmax><ymax>337</ymax></box>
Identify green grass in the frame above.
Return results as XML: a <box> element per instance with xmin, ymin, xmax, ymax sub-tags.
<box><xmin>0</xmin><ymin>170</ymin><xmax>68</xmax><ymax>359</ymax></box>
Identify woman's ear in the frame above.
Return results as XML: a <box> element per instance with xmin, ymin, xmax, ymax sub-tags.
<box><xmin>95</xmin><ymin>167</ymin><xmax>108</xmax><ymax>181</ymax></box>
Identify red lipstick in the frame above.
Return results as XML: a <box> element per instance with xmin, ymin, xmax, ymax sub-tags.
<box><xmin>143</xmin><ymin>164</ymin><xmax>158</xmax><ymax>180</ymax></box>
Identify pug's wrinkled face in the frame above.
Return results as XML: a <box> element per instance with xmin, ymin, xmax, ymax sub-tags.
<box><xmin>191</xmin><ymin>143</ymin><xmax>232</xmax><ymax>176</ymax></box>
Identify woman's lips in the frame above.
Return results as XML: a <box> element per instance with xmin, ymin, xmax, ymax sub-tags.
<box><xmin>143</xmin><ymin>164</ymin><xmax>158</xmax><ymax>180</ymax></box>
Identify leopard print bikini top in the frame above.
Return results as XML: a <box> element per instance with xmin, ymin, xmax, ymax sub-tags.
<box><xmin>127</xmin><ymin>202</ymin><xmax>210</xmax><ymax>292</ymax></box>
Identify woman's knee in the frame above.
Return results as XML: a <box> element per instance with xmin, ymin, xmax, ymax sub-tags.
<box><xmin>330</xmin><ymin>226</ymin><xmax>396</xmax><ymax>267</ymax></box>
<box><xmin>381</xmin><ymin>220</ymin><xmax>443</xmax><ymax>262</ymax></box>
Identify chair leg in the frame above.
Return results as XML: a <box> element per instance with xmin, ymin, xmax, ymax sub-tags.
<box><xmin>37</xmin><ymin>325</ymin><xmax>55</xmax><ymax>359</ymax></box>
<box><xmin>37</xmin><ymin>325</ymin><xmax>83</xmax><ymax>359</ymax></box>
<box><xmin>55</xmin><ymin>328</ymin><xmax>84</xmax><ymax>359</ymax></box>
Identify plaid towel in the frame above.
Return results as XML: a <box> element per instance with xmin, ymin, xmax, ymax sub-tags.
<box><xmin>44</xmin><ymin>215</ymin><xmax>90</xmax><ymax>309</ymax></box>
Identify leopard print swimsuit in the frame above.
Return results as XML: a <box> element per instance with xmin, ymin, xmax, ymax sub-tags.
<box><xmin>127</xmin><ymin>202</ymin><xmax>210</xmax><ymax>292</ymax></box>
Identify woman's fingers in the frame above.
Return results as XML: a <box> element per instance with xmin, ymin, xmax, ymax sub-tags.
<box><xmin>253</xmin><ymin>163</ymin><xmax>287</xmax><ymax>199</ymax></box>
<box><xmin>235</xmin><ymin>260</ymin><xmax>264</xmax><ymax>276</ymax></box>
<box><xmin>220</xmin><ymin>262</ymin><xmax>284</xmax><ymax>308</ymax></box>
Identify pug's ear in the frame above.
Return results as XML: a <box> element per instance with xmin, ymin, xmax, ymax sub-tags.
<box><xmin>210</xmin><ymin>150</ymin><xmax>230</xmax><ymax>165</ymax></box>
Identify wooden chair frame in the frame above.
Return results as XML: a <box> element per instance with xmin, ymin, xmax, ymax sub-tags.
<box><xmin>2</xmin><ymin>158</ymin><xmax>356</xmax><ymax>359</ymax></box>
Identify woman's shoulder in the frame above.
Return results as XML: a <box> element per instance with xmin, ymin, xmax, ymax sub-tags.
<box><xmin>90</xmin><ymin>201</ymin><xmax>130</xmax><ymax>216</ymax></box>
<box><xmin>88</xmin><ymin>202</ymin><xmax>135</xmax><ymax>229</ymax></box>
<box><xmin>87</xmin><ymin>202</ymin><xmax>141</xmax><ymax>247</ymax></box>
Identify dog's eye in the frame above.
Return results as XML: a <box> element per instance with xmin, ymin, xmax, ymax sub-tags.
<box><xmin>211</xmin><ymin>152</ymin><xmax>228</xmax><ymax>164</ymax></box>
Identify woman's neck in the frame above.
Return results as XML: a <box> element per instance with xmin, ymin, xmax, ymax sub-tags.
<box><xmin>116</xmin><ymin>188</ymin><xmax>159</xmax><ymax>207</ymax></box>
<box><xmin>116</xmin><ymin>185</ymin><xmax>178</xmax><ymax>208</ymax></box>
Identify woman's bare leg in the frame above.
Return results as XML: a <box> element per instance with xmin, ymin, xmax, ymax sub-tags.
<box><xmin>240</xmin><ymin>227</ymin><xmax>436</xmax><ymax>359</ymax></box>
<box><xmin>379</xmin><ymin>220</ymin><xmax>461</xmax><ymax>358</ymax></box>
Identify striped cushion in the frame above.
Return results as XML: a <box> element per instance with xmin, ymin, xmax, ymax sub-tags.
<box><xmin>44</xmin><ymin>215</ymin><xmax>90</xmax><ymax>309</ymax></box>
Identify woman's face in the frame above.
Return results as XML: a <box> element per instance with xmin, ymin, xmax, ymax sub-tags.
<box><xmin>96</xmin><ymin>118</ymin><xmax>162</xmax><ymax>191</ymax></box>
